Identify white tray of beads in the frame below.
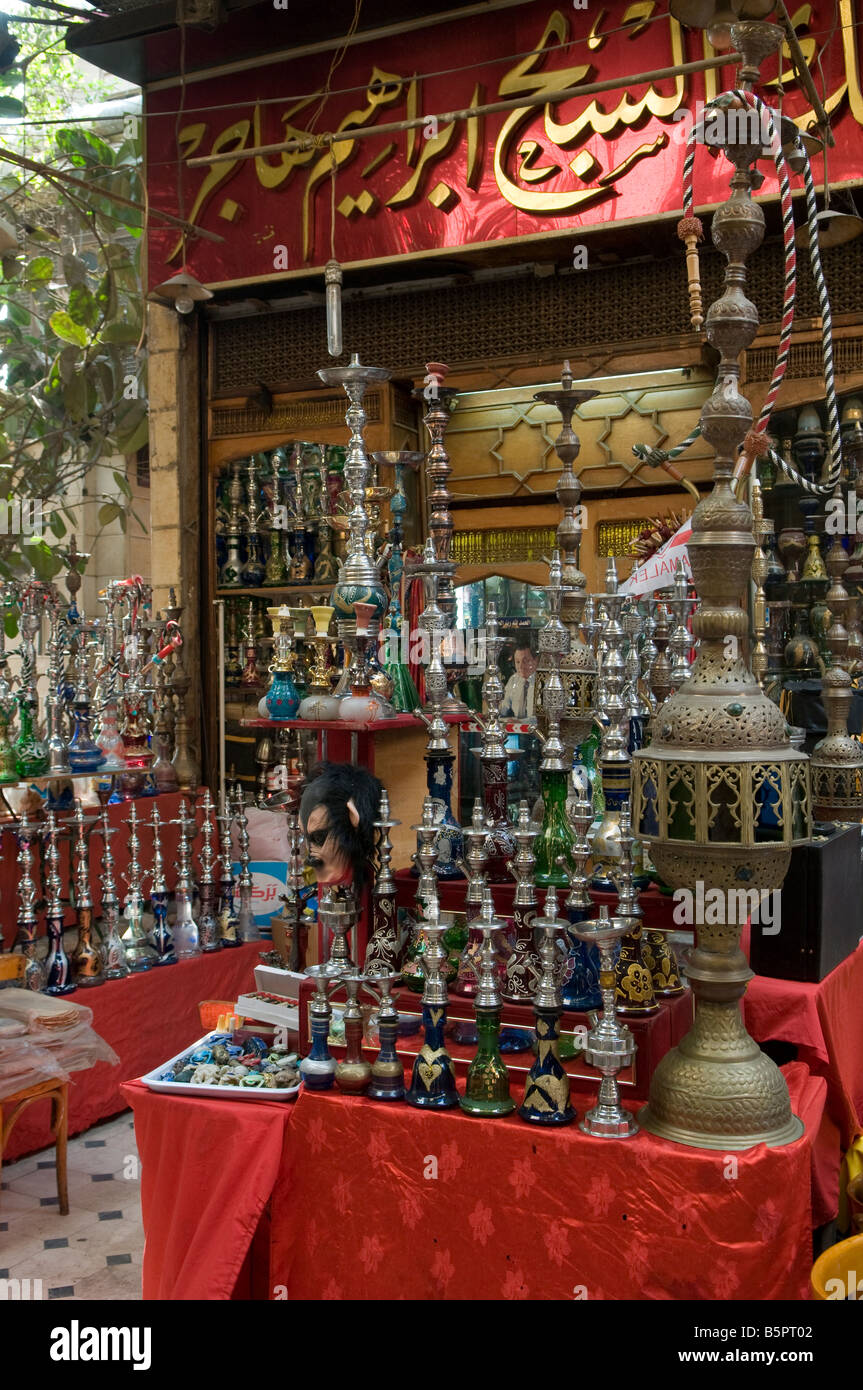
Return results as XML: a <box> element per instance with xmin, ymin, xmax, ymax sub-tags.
<box><xmin>140</xmin><ymin>1031</ymin><xmax>302</xmax><ymax>1102</ymax></box>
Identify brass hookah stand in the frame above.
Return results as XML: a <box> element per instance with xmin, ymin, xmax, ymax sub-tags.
<box><xmin>518</xmin><ymin>887</ymin><xmax>576</xmax><ymax>1126</ymax></box>
<box><xmin>633</xmin><ymin>21</ymin><xmax>810</xmax><ymax>1149</ymax></box>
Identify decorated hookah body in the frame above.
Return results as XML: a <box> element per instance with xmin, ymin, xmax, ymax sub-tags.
<box><xmin>472</xmin><ymin>601</ymin><xmax>515</xmax><ymax>880</ymax></box>
<box><xmin>43</xmin><ymin>810</ymin><xmax>75</xmax><ymax>996</ymax></box>
<box><xmin>216</xmin><ymin>802</ymin><xmax>241</xmax><ymax>947</ymax></box>
<box><xmin>560</xmin><ymin>792</ymin><xmax>602</xmax><ymax>1012</ymax></box>
<box><xmin>148</xmin><ymin>804</ymin><xmax>177</xmax><ymax>965</ymax></box>
<box><xmin>264</xmin><ymin>606</ymin><xmax>301</xmax><ymax>720</ymax></box>
<box><xmin>364</xmin><ymin>970</ymin><xmax>405</xmax><ymax>1101</ymax></box>
<box><xmin>171</xmin><ymin>798</ymin><xmax>201</xmax><ymax>958</ymax></box>
<box><xmin>121</xmin><ymin>803</ymin><xmax>157</xmax><ymax>970</ymax></box>
<box><xmin>197</xmin><ymin>789</ymin><xmax>220</xmax><ymax>953</ymax></box>
<box><xmin>460</xmin><ymin>886</ymin><xmax>515</xmax><ymax>1118</ymax></box>
<box><xmin>67</xmin><ymin>623</ymin><xmax>106</xmax><ymax>772</ymax></box>
<box><xmin>14</xmin><ymin>811</ymin><xmax>45</xmax><ymax>992</ymax></box>
<box><xmin>405</xmin><ymin>886</ymin><xmax>459</xmax><ymax>1110</ymax></box>
<box><xmin>334</xmin><ymin>974</ymin><xmax>373</xmax><ymax>1096</ymax></box>
<box><xmin>453</xmin><ymin>797</ymin><xmax>492</xmax><ymax>997</ymax></box>
<box><xmin>300</xmin><ymin>961</ymin><xmax>346</xmax><ymax>1092</ymax></box>
<box><xmin>364</xmin><ymin>789</ymin><xmax>402</xmax><ymax>971</ymax></box>
<box><xmin>519</xmin><ymin>887</ymin><xmax>576</xmax><ymax>1126</ymax></box>
<box><xmin>501</xmin><ymin>800</ymin><xmax>542</xmax><ymax>1004</ymax></box>
<box><xmin>98</xmin><ymin>810</ymin><xmax>129</xmax><ymax>980</ymax></box>
<box><xmin>70</xmin><ymin>800</ymin><xmax>104</xmax><ymax>986</ymax></box>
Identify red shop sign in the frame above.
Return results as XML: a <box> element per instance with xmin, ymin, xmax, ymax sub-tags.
<box><xmin>145</xmin><ymin>0</ymin><xmax>863</xmax><ymax>290</ymax></box>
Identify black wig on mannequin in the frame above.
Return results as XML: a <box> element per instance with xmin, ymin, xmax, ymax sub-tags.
<box><xmin>299</xmin><ymin>762</ymin><xmax>383</xmax><ymax>889</ymax></box>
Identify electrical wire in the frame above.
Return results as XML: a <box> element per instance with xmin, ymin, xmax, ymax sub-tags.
<box><xmin>7</xmin><ymin>11</ymin><xmax>859</xmax><ymax>128</ymax></box>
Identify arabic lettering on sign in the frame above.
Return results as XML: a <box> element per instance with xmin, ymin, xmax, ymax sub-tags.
<box><xmin>145</xmin><ymin>0</ymin><xmax>863</xmax><ymax>288</ymax></box>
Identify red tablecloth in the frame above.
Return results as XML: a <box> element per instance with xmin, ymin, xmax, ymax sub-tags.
<box><xmin>745</xmin><ymin>941</ymin><xmax>863</xmax><ymax>1149</ymax></box>
<box><xmin>126</xmin><ymin>1060</ymin><xmax>825</xmax><ymax>1301</ymax></box>
<box><xmin>4</xmin><ymin>942</ymin><xmax>261</xmax><ymax>1162</ymax></box>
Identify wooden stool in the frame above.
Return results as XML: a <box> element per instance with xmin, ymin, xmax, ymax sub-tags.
<box><xmin>0</xmin><ymin>954</ymin><xmax>69</xmax><ymax>1214</ymax></box>
<box><xmin>0</xmin><ymin>1077</ymin><xmax>69</xmax><ymax>1214</ymax></box>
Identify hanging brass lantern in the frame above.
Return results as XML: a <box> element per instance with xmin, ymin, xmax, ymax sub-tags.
<box><xmin>631</xmin><ymin>22</ymin><xmax>810</xmax><ymax>1150</ymax></box>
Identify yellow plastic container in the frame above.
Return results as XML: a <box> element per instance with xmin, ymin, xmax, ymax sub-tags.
<box><xmin>810</xmin><ymin>1234</ymin><xmax>863</xmax><ymax>1300</ymax></box>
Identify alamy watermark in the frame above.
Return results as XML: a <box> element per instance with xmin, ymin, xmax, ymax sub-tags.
<box><xmin>0</xmin><ymin>499</ymin><xmax>43</xmax><ymax>537</ymax></box>
<box><xmin>673</xmin><ymin>882</ymin><xmax>781</xmax><ymax>935</ymax></box>
<box><xmin>670</xmin><ymin>102</ymin><xmax>772</xmax><ymax>150</ymax></box>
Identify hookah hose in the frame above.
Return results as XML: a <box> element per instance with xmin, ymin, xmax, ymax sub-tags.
<box><xmin>634</xmin><ymin>91</ymin><xmax>841</xmax><ymax>498</ymax></box>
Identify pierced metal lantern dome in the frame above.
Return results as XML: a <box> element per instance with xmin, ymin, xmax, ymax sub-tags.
<box><xmin>632</xmin><ymin>20</ymin><xmax>811</xmax><ymax>1151</ymax></box>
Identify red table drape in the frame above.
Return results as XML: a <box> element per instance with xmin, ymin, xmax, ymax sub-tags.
<box><xmin>745</xmin><ymin>941</ymin><xmax>863</xmax><ymax>1149</ymax></box>
<box><xmin>4</xmin><ymin>942</ymin><xmax>261</xmax><ymax>1162</ymax></box>
<box><xmin>125</xmin><ymin>1061</ymin><xmax>825</xmax><ymax>1301</ymax></box>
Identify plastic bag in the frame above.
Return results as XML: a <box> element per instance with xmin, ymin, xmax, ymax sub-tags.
<box><xmin>0</xmin><ymin>1038</ymin><xmax>70</xmax><ymax>1100</ymax></box>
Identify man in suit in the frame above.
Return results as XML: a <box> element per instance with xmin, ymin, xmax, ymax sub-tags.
<box><xmin>501</xmin><ymin>641</ymin><xmax>537</xmax><ymax>719</ymax></box>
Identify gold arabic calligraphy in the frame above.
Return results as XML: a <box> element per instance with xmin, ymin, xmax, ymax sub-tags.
<box><xmin>166</xmin><ymin>0</ymin><xmax>863</xmax><ymax>266</ymax></box>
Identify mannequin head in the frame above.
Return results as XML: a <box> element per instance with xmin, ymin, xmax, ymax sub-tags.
<box><xmin>298</xmin><ymin>762</ymin><xmax>383</xmax><ymax>888</ymax></box>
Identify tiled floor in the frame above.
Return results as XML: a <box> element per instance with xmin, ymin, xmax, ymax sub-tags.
<box><xmin>0</xmin><ymin>1111</ymin><xmax>143</xmax><ymax>1300</ymax></box>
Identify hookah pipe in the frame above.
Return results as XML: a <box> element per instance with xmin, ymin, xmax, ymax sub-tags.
<box><xmin>142</xmin><ymin>620</ymin><xmax>183</xmax><ymax>675</ymax></box>
<box><xmin>634</xmin><ymin>68</ymin><xmax>841</xmax><ymax>500</ymax></box>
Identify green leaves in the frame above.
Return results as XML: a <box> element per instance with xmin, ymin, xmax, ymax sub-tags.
<box><xmin>48</xmin><ymin>311</ymin><xmax>89</xmax><ymax>347</ymax></box>
<box><xmin>68</xmin><ymin>284</ymin><xmax>100</xmax><ymax>330</ymax></box>
<box><xmin>112</xmin><ymin>398</ymin><xmax>148</xmax><ymax>454</ymax></box>
<box><xmin>0</xmin><ymin>97</ymin><xmax>24</xmax><ymax>118</ymax></box>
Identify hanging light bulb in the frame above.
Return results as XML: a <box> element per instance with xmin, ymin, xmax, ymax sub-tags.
<box><xmin>325</xmin><ymin>259</ymin><xmax>344</xmax><ymax>357</ymax></box>
<box><xmin>147</xmin><ymin>268</ymin><xmax>213</xmax><ymax>315</ymax></box>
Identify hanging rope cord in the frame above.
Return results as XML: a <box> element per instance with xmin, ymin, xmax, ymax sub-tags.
<box><xmin>633</xmin><ymin>88</ymin><xmax>842</xmax><ymax>498</ymax></box>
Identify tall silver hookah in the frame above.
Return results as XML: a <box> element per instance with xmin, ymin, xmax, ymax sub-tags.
<box><xmin>16</xmin><ymin>581</ymin><xmax>47</xmax><ymax>761</ymax></box>
<box><xmin>621</xmin><ymin>599</ymin><xmax>651</xmax><ymax>755</ymax></box>
<box><xmin>149</xmin><ymin>804</ymin><xmax>177</xmax><ymax>965</ymax></box>
<box><xmin>95</xmin><ymin>580</ymin><xmax>127</xmax><ymax>771</ymax></box>
<box><xmin>316</xmin><ymin>353</ymin><xmax>392</xmax><ymax>703</ymax></box>
<box><xmin>197</xmin><ymin>788</ymin><xmax>220</xmax><ymax>953</ymax></box>
<box><xmin>233</xmin><ymin>786</ymin><xmax>261</xmax><ymax>942</ymax></box>
<box><xmin>98</xmin><ymin>808</ymin><xmax>128</xmax><ymax>979</ymax></box>
<box><xmin>14</xmin><ymin>810</ymin><xmax>45</xmax><ymax>991</ymax></box>
<box><xmin>172</xmin><ymin>797</ymin><xmax>200</xmax><ymax>958</ymax></box>
<box><xmin>121</xmin><ymin>803</ymin><xmax>157</xmax><ymax>970</ymax></box>
<box><xmin>44</xmin><ymin>588</ymin><xmax>72</xmax><ymax>777</ymax></box>
<box><xmin>216</xmin><ymin>799</ymin><xmax>241</xmax><ymax>947</ymax></box>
